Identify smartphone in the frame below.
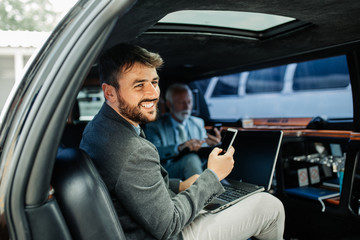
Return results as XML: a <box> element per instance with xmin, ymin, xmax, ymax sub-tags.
<box><xmin>219</xmin><ymin>128</ymin><xmax>238</xmax><ymax>155</ymax></box>
<box><xmin>209</xmin><ymin>123</ymin><xmax>222</xmax><ymax>135</ymax></box>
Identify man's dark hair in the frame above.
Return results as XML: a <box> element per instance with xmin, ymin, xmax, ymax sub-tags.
<box><xmin>98</xmin><ymin>43</ymin><xmax>163</xmax><ymax>89</ymax></box>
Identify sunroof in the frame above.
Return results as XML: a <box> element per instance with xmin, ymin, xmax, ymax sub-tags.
<box><xmin>159</xmin><ymin>10</ymin><xmax>295</xmax><ymax>32</ymax></box>
<box><xmin>149</xmin><ymin>10</ymin><xmax>311</xmax><ymax>40</ymax></box>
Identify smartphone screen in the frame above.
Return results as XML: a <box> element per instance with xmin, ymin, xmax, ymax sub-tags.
<box><xmin>220</xmin><ymin>128</ymin><xmax>238</xmax><ymax>154</ymax></box>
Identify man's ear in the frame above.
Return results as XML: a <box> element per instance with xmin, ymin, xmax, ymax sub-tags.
<box><xmin>102</xmin><ymin>83</ymin><xmax>117</xmax><ymax>103</ymax></box>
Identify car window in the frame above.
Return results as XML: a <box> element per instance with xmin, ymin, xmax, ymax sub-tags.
<box><xmin>77</xmin><ymin>87</ymin><xmax>104</xmax><ymax>121</ymax></box>
<box><xmin>246</xmin><ymin>65</ymin><xmax>286</xmax><ymax>93</ymax></box>
<box><xmin>211</xmin><ymin>73</ymin><xmax>240</xmax><ymax>97</ymax></box>
<box><xmin>195</xmin><ymin>78</ymin><xmax>211</xmax><ymax>94</ymax></box>
<box><xmin>195</xmin><ymin>55</ymin><xmax>353</xmax><ymax>120</ymax></box>
<box><xmin>293</xmin><ymin>55</ymin><xmax>350</xmax><ymax>91</ymax></box>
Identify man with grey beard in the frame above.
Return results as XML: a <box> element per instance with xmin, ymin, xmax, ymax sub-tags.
<box><xmin>145</xmin><ymin>83</ymin><xmax>222</xmax><ymax>180</ymax></box>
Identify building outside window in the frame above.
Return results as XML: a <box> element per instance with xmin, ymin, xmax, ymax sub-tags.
<box><xmin>0</xmin><ymin>31</ymin><xmax>49</xmax><ymax>111</ymax></box>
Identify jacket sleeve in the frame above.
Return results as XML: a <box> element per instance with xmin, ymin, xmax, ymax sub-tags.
<box><xmin>169</xmin><ymin>178</ymin><xmax>181</xmax><ymax>193</ymax></box>
<box><xmin>115</xmin><ymin>141</ymin><xmax>224</xmax><ymax>240</ymax></box>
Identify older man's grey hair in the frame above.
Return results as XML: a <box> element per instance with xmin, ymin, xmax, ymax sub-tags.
<box><xmin>165</xmin><ymin>83</ymin><xmax>192</xmax><ymax>103</ymax></box>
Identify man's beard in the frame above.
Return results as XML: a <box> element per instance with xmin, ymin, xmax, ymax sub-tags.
<box><xmin>116</xmin><ymin>92</ymin><xmax>159</xmax><ymax>124</ymax></box>
<box><xmin>172</xmin><ymin>109</ymin><xmax>191</xmax><ymax>123</ymax></box>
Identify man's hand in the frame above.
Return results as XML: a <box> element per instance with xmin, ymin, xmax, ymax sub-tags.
<box><xmin>207</xmin><ymin>146</ymin><xmax>235</xmax><ymax>181</ymax></box>
<box><xmin>178</xmin><ymin>139</ymin><xmax>205</xmax><ymax>152</ymax></box>
<box><xmin>206</xmin><ymin>127</ymin><xmax>222</xmax><ymax>146</ymax></box>
<box><xmin>179</xmin><ymin>174</ymin><xmax>200</xmax><ymax>192</ymax></box>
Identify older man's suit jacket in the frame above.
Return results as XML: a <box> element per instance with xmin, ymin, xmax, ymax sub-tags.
<box><xmin>145</xmin><ymin>113</ymin><xmax>208</xmax><ymax>161</ymax></box>
<box><xmin>80</xmin><ymin>103</ymin><xmax>224</xmax><ymax>240</ymax></box>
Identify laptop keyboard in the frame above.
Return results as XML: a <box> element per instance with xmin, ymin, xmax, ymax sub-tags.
<box><xmin>217</xmin><ymin>184</ymin><xmax>257</xmax><ymax>202</ymax></box>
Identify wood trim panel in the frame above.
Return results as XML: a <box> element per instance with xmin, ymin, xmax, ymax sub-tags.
<box><xmin>252</xmin><ymin>118</ymin><xmax>313</xmax><ymax>127</ymax></box>
<box><xmin>206</xmin><ymin>122</ymin><xmax>360</xmax><ymax>140</ymax></box>
<box><xmin>286</xmin><ymin>130</ymin><xmax>352</xmax><ymax>138</ymax></box>
<box><xmin>350</xmin><ymin>132</ymin><xmax>360</xmax><ymax>141</ymax></box>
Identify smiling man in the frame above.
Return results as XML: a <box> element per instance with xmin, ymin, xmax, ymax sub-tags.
<box><xmin>105</xmin><ymin>61</ymin><xmax>160</xmax><ymax>125</ymax></box>
<box><xmin>80</xmin><ymin>43</ymin><xmax>285</xmax><ymax>240</ymax></box>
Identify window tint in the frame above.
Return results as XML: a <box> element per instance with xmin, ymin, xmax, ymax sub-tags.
<box><xmin>246</xmin><ymin>65</ymin><xmax>286</xmax><ymax>93</ymax></box>
<box><xmin>211</xmin><ymin>73</ymin><xmax>240</xmax><ymax>97</ymax></box>
<box><xmin>195</xmin><ymin>78</ymin><xmax>211</xmax><ymax>94</ymax></box>
<box><xmin>193</xmin><ymin>54</ymin><xmax>352</xmax><ymax>120</ymax></box>
<box><xmin>293</xmin><ymin>55</ymin><xmax>350</xmax><ymax>91</ymax></box>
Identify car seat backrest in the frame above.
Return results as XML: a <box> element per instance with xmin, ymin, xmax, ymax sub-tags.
<box><xmin>52</xmin><ymin>147</ymin><xmax>126</xmax><ymax>240</ymax></box>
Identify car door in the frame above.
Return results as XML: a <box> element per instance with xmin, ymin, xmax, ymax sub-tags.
<box><xmin>0</xmin><ymin>0</ymin><xmax>135</xmax><ymax>238</ymax></box>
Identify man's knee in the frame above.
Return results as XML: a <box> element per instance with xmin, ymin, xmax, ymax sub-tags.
<box><xmin>245</xmin><ymin>192</ymin><xmax>285</xmax><ymax>222</ymax></box>
<box><xmin>260</xmin><ymin>192</ymin><xmax>283</xmax><ymax>209</ymax></box>
<box><xmin>251</xmin><ymin>193</ymin><xmax>285</xmax><ymax>239</ymax></box>
<box><xmin>256</xmin><ymin>192</ymin><xmax>285</xmax><ymax>229</ymax></box>
<box><xmin>265</xmin><ymin>193</ymin><xmax>284</xmax><ymax>213</ymax></box>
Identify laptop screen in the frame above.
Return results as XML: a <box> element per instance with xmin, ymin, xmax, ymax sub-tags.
<box><xmin>227</xmin><ymin>130</ymin><xmax>283</xmax><ymax>190</ymax></box>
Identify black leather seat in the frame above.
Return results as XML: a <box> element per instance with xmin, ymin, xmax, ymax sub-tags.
<box><xmin>52</xmin><ymin>147</ymin><xmax>126</xmax><ymax>240</ymax></box>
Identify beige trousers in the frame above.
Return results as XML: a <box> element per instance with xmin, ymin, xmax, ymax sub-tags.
<box><xmin>182</xmin><ymin>192</ymin><xmax>285</xmax><ymax>240</ymax></box>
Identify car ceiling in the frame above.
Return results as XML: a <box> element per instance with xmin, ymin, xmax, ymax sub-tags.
<box><xmin>102</xmin><ymin>0</ymin><xmax>360</xmax><ymax>83</ymax></box>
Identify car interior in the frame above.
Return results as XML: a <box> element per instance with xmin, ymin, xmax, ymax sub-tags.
<box><xmin>2</xmin><ymin>0</ymin><xmax>360</xmax><ymax>239</ymax></box>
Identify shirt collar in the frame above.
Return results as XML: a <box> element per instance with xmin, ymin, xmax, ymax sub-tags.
<box><xmin>169</xmin><ymin>115</ymin><xmax>188</xmax><ymax>128</ymax></box>
<box><xmin>132</xmin><ymin>124</ymin><xmax>141</xmax><ymax>136</ymax></box>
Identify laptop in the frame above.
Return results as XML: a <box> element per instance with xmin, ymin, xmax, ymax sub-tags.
<box><xmin>204</xmin><ymin>130</ymin><xmax>283</xmax><ymax>213</ymax></box>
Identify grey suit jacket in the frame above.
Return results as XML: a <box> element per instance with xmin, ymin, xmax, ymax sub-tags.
<box><xmin>80</xmin><ymin>103</ymin><xmax>224</xmax><ymax>240</ymax></box>
<box><xmin>145</xmin><ymin>113</ymin><xmax>207</xmax><ymax>161</ymax></box>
